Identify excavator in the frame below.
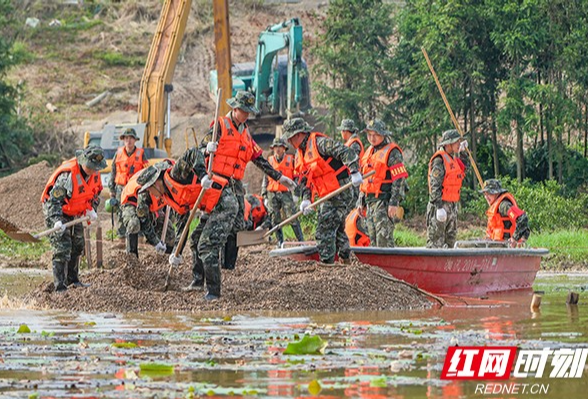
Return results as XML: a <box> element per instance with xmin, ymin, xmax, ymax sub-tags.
<box><xmin>84</xmin><ymin>0</ymin><xmax>310</xmax><ymax>186</ymax></box>
<box><xmin>83</xmin><ymin>0</ymin><xmax>194</xmax><ymax>186</ymax></box>
<box><xmin>209</xmin><ymin>17</ymin><xmax>312</xmax><ymax>136</ymax></box>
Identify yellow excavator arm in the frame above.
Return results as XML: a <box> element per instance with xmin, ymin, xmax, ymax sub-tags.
<box><xmin>139</xmin><ymin>0</ymin><xmax>192</xmax><ymax>156</ymax></box>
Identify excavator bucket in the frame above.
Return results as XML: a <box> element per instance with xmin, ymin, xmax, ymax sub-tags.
<box><xmin>0</xmin><ymin>215</ymin><xmax>40</xmax><ymax>243</ymax></box>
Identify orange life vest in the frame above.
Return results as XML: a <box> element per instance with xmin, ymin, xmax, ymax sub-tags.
<box><xmin>121</xmin><ymin>170</ymin><xmax>166</xmax><ymax>212</ymax></box>
<box><xmin>295</xmin><ymin>132</ymin><xmax>348</xmax><ymax>197</ymax></box>
<box><xmin>244</xmin><ymin>199</ymin><xmax>252</xmax><ymax>222</ymax></box>
<box><xmin>360</xmin><ymin>143</ymin><xmax>408</xmax><ymax>197</ymax></box>
<box><xmin>345</xmin><ymin>136</ymin><xmax>365</xmax><ymax>160</ymax></box>
<box><xmin>486</xmin><ymin>192</ymin><xmax>524</xmax><ymax>240</ymax></box>
<box><xmin>428</xmin><ymin>150</ymin><xmax>465</xmax><ymax>202</ymax></box>
<box><xmin>345</xmin><ymin>209</ymin><xmax>370</xmax><ymax>247</ymax></box>
<box><xmin>41</xmin><ymin>158</ymin><xmax>103</xmax><ymax>217</ymax></box>
<box><xmin>249</xmin><ymin>194</ymin><xmax>267</xmax><ymax>228</ymax></box>
<box><xmin>114</xmin><ymin>147</ymin><xmax>147</xmax><ymax>186</ymax></box>
<box><xmin>210</xmin><ymin>116</ymin><xmax>255</xmax><ymax>180</ymax></box>
<box><xmin>267</xmin><ymin>154</ymin><xmax>295</xmax><ymax>192</ymax></box>
<box><xmin>161</xmin><ymin>168</ymin><xmax>227</xmax><ymax>215</ymax></box>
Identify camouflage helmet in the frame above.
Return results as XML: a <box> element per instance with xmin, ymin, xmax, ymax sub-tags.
<box><xmin>270</xmin><ymin>137</ymin><xmax>289</xmax><ymax>150</ymax></box>
<box><xmin>138</xmin><ymin>160</ymin><xmax>171</xmax><ymax>193</ymax></box>
<box><xmin>226</xmin><ymin>90</ymin><xmax>259</xmax><ymax>114</ymax></box>
<box><xmin>439</xmin><ymin>129</ymin><xmax>462</xmax><ymax>146</ymax></box>
<box><xmin>76</xmin><ymin>145</ymin><xmax>107</xmax><ymax>171</ymax></box>
<box><xmin>363</xmin><ymin>119</ymin><xmax>390</xmax><ymax>136</ymax></box>
<box><xmin>479</xmin><ymin>179</ymin><xmax>508</xmax><ymax>195</ymax></box>
<box><xmin>282</xmin><ymin>117</ymin><xmax>313</xmax><ymax>141</ymax></box>
<box><xmin>337</xmin><ymin>119</ymin><xmax>359</xmax><ymax>133</ymax></box>
<box><xmin>119</xmin><ymin>127</ymin><xmax>139</xmax><ymax>140</ymax></box>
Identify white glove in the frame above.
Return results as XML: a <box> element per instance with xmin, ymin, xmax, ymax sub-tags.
<box><xmin>206</xmin><ymin>142</ymin><xmax>218</xmax><ymax>154</ymax></box>
<box><xmin>279</xmin><ymin>175</ymin><xmax>297</xmax><ymax>191</ymax></box>
<box><xmin>350</xmin><ymin>172</ymin><xmax>363</xmax><ymax>187</ymax></box>
<box><xmin>168</xmin><ymin>254</ymin><xmax>183</xmax><ymax>266</ymax></box>
<box><xmin>459</xmin><ymin>140</ymin><xmax>468</xmax><ymax>152</ymax></box>
<box><xmin>154</xmin><ymin>241</ymin><xmax>166</xmax><ymax>255</ymax></box>
<box><xmin>436</xmin><ymin>208</ymin><xmax>447</xmax><ymax>222</ymax></box>
<box><xmin>53</xmin><ymin>220</ymin><xmax>66</xmax><ymax>232</ymax></box>
<box><xmin>263</xmin><ymin>198</ymin><xmax>269</xmax><ymax>209</ymax></box>
<box><xmin>293</xmin><ymin>194</ymin><xmax>299</xmax><ymax>203</ymax></box>
<box><xmin>299</xmin><ymin>199</ymin><xmax>313</xmax><ymax>215</ymax></box>
<box><xmin>200</xmin><ymin>174</ymin><xmax>213</xmax><ymax>189</ymax></box>
<box><xmin>255</xmin><ymin>226</ymin><xmax>264</xmax><ymax>231</ymax></box>
<box><xmin>87</xmin><ymin>209</ymin><xmax>98</xmax><ymax>222</ymax></box>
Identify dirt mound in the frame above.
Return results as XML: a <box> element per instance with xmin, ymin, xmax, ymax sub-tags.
<box><xmin>0</xmin><ymin>161</ymin><xmax>54</xmax><ymax>231</ymax></box>
<box><xmin>29</xmin><ymin>247</ymin><xmax>431</xmax><ymax>312</ymax></box>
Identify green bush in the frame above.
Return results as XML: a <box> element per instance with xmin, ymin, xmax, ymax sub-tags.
<box><xmin>463</xmin><ymin>177</ymin><xmax>588</xmax><ymax>232</ymax></box>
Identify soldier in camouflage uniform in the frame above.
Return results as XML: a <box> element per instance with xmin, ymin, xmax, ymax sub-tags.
<box><xmin>120</xmin><ymin>163</ymin><xmax>176</xmax><ymax>258</ymax></box>
<box><xmin>183</xmin><ymin>91</ymin><xmax>296</xmax><ymax>299</ymax></box>
<box><xmin>357</xmin><ymin>119</ymin><xmax>408</xmax><ymax>247</ymax></box>
<box><xmin>41</xmin><ymin>146</ymin><xmax>105</xmax><ymax>292</ymax></box>
<box><xmin>338</xmin><ymin>119</ymin><xmax>365</xmax><ymax>205</ymax></box>
<box><xmin>480</xmin><ymin>179</ymin><xmax>530</xmax><ymax>246</ymax></box>
<box><xmin>261</xmin><ymin>138</ymin><xmax>305</xmax><ymax>246</ymax></box>
<box><xmin>283</xmin><ymin>117</ymin><xmax>363</xmax><ymax>264</ymax></box>
<box><xmin>108</xmin><ymin>128</ymin><xmax>149</xmax><ymax>238</ymax></box>
<box><xmin>426</xmin><ymin>129</ymin><xmax>469</xmax><ymax>248</ymax></box>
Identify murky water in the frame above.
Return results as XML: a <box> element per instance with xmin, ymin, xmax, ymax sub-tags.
<box><xmin>0</xmin><ymin>271</ymin><xmax>586</xmax><ymax>398</ymax></box>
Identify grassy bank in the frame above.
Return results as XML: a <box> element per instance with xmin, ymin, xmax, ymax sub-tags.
<box><xmin>0</xmin><ymin>231</ymin><xmax>49</xmax><ymax>262</ymax></box>
<box><xmin>528</xmin><ymin>230</ymin><xmax>588</xmax><ymax>270</ymax></box>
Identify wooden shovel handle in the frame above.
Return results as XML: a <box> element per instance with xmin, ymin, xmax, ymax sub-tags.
<box><xmin>34</xmin><ymin>216</ymin><xmax>91</xmax><ymax>239</ymax></box>
<box><xmin>160</xmin><ymin>206</ymin><xmax>171</xmax><ymax>243</ymax></box>
<box><xmin>265</xmin><ymin>170</ymin><xmax>376</xmax><ymax>238</ymax></box>
<box><xmin>173</xmin><ymin>88</ymin><xmax>222</xmax><ymax>258</ymax></box>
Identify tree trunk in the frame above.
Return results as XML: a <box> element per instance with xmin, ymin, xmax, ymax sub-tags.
<box><xmin>584</xmin><ymin>103</ymin><xmax>588</xmax><ymax>158</ymax></box>
<box><xmin>516</xmin><ymin>120</ymin><xmax>524</xmax><ymax>182</ymax></box>
<box><xmin>547</xmin><ymin>105</ymin><xmax>553</xmax><ymax>180</ymax></box>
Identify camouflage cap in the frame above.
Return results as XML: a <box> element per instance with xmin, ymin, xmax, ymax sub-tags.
<box><xmin>439</xmin><ymin>129</ymin><xmax>462</xmax><ymax>146</ymax></box>
<box><xmin>138</xmin><ymin>161</ymin><xmax>170</xmax><ymax>192</ymax></box>
<box><xmin>270</xmin><ymin>137</ymin><xmax>288</xmax><ymax>150</ymax></box>
<box><xmin>337</xmin><ymin>119</ymin><xmax>358</xmax><ymax>132</ymax></box>
<box><xmin>363</xmin><ymin>119</ymin><xmax>390</xmax><ymax>136</ymax></box>
<box><xmin>119</xmin><ymin>127</ymin><xmax>139</xmax><ymax>140</ymax></box>
<box><xmin>226</xmin><ymin>90</ymin><xmax>259</xmax><ymax>114</ymax></box>
<box><xmin>479</xmin><ymin>179</ymin><xmax>508</xmax><ymax>195</ymax></box>
<box><xmin>282</xmin><ymin>117</ymin><xmax>313</xmax><ymax>141</ymax></box>
<box><xmin>76</xmin><ymin>145</ymin><xmax>107</xmax><ymax>171</ymax></box>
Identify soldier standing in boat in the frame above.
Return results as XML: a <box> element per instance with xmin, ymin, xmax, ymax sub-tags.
<box><xmin>426</xmin><ymin>129</ymin><xmax>469</xmax><ymax>248</ymax></box>
<box><xmin>338</xmin><ymin>119</ymin><xmax>365</xmax><ymax>205</ymax></box>
<box><xmin>480</xmin><ymin>179</ymin><xmax>530</xmax><ymax>247</ymax></box>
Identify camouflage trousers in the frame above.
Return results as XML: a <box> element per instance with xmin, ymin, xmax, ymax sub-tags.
<box><xmin>45</xmin><ymin>214</ymin><xmax>85</xmax><ymax>264</ymax></box>
<box><xmin>121</xmin><ymin>204</ymin><xmax>175</xmax><ymax>249</ymax></box>
<box><xmin>365</xmin><ymin>199</ymin><xmax>395</xmax><ymax>247</ymax></box>
<box><xmin>113</xmin><ymin>184</ymin><xmax>126</xmax><ymax>238</ymax></box>
<box><xmin>426</xmin><ymin>201</ymin><xmax>458</xmax><ymax>248</ymax></box>
<box><xmin>316</xmin><ymin>186</ymin><xmax>353</xmax><ymax>263</ymax></box>
<box><xmin>196</xmin><ymin>185</ymin><xmax>239</xmax><ymax>296</ymax></box>
<box><xmin>267</xmin><ymin>191</ymin><xmax>304</xmax><ymax>242</ymax></box>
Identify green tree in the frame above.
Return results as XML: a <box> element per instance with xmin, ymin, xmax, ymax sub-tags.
<box><xmin>0</xmin><ymin>0</ymin><xmax>32</xmax><ymax>171</ymax></box>
<box><xmin>310</xmin><ymin>0</ymin><xmax>395</xmax><ymax>134</ymax></box>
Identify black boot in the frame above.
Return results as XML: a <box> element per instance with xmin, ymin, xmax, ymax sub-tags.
<box><xmin>222</xmin><ymin>234</ymin><xmax>238</xmax><ymax>270</ymax></box>
<box><xmin>184</xmin><ymin>248</ymin><xmax>205</xmax><ymax>292</ymax></box>
<box><xmin>66</xmin><ymin>256</ymin><xmax>90</xmax><ymax>288</ymax></box>
<box><xmin>275</xmin><ymin>229</ymin><xmax>284</xmax><ymax>248</ymax></box>
<box><xmin>52</xmin><ymin>261</ymin><xmax>67</xmax><ymax>292</ymax></box>
<box><xmin>292</xmin><ymin>224</ymin><xmax>305</xmax><ymax>242</ymax></box>
<box><xmin>127</xmin><ymin>233</ymin><xmax>139</xmax><ymax>258</ymax></box>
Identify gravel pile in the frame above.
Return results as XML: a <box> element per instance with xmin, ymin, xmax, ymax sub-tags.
<box><xmin>29</xmin><ymin>247</ymin><xmax>431</xmax><ymax>312</ymax></box>
<box><xmin>0</xmin><ymin>161</ymin><xmax>54</xmax><ymax>231</ymax></box>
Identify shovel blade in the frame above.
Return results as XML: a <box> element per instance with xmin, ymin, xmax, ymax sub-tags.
<box><xmin>3</xmin><ymin>231</ymin><xmax>40</xmax><ymax>243</ymax></box>
<box><xmin>0</xmin><ymin>215</ymin><xmax>40</xmax><ymax>243</ymax></box>
<box><xmin>236</xmin><ymin>229</ymin><xmax>270</xmax><ymax>247</ymax></box>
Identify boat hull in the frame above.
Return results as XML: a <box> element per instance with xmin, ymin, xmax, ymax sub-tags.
<box><xmin>269</xmin><ymin>246</ymin><xmax>549</xmax><ymax>295</ymax></box>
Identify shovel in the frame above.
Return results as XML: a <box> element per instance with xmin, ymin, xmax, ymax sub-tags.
<box><xmin>237</xmin><ymin>170</ymin><xmax>376</xmax><ymax>247</ymax></box>
<box><xmin>0</xmin><ymin>215</ymin><xmax>90</xmax><ymax>243</ymax></box>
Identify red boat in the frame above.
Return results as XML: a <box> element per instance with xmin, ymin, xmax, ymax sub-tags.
<box><xmin>269</xmin><ymin>243</ymin><xmax>549</xmax><ymax>295</ymax></box>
